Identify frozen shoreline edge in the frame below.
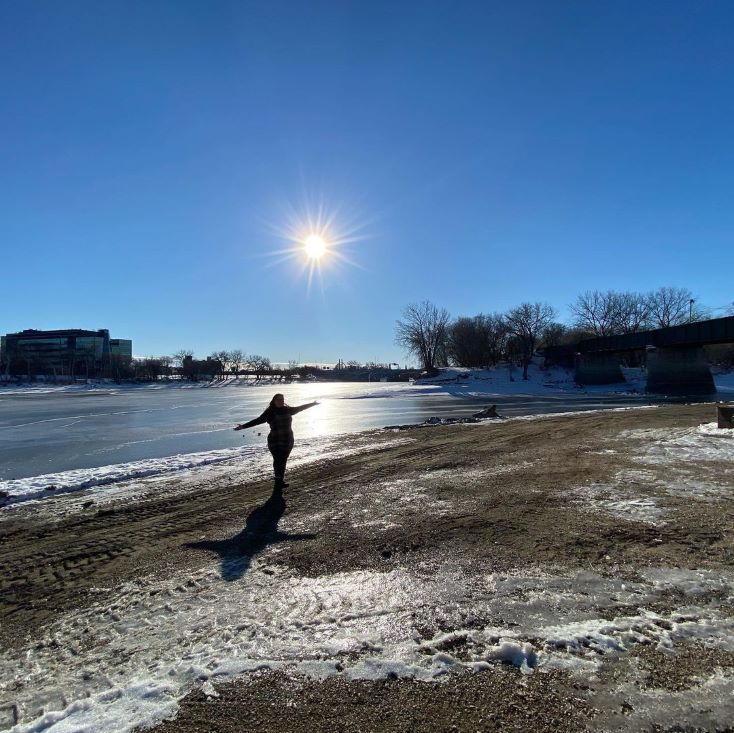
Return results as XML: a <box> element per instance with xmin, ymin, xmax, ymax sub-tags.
<box><xmin>0</xmin><ymin>403</ymin><xmax>671</xmax><ymax>510</ymax></box>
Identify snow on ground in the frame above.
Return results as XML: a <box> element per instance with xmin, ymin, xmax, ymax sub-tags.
<box><xmin>414</xmin><ymin>362</ymin><xmax>734</xmax><ymax>398</ymax></box>
<box><xmin>412</xmin><ymin>362</ymin><xmax>645</xmax><ymax>396</ymax></box>
<box><xmin>3</xmin><ymin>560</ymin><xmax>732</xmax><ymax>733</ymax></box>
<box><xmin>0</xmin><ymin>377</ymin><xmax>288</xmax><ymax>396</ymax></box>
<box><xmin>628</xmin><ymin>421</ymin><xmax>734</xmax><ymax>465</ymax></box>
<box><xmin>0</xmin><ymin>405</ymin><xmax>656</xmax><ymax>512</ymax></box>
<box><xmin>3</xmin><ymin>420</ymin><xmax>734</xmax><ymax>731</ymax></box>
<box><xmin>0</xmin><ymin>447</ymin><xmax>255</xmax><ymax>505</ymax></box>
<box><xmin>572</xmin><ymin>422</ymin><xmax>734</xmax><ymax>525</ymax></box>
<box><xmin>3</xmin><ymin>374</ymin><xmax>734</xmax><ymax>730</ymax></box>
<box><xmin>3</xmin><ymin>363</ymin><xmax>732</xmax><ymax>399</ymax></box>
<box><xmin>0</xmin><ymin>433</ymin><xmax>413</xmax><ymax>511</ymax></box>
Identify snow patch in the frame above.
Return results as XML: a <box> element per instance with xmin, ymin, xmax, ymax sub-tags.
<box><xmin>4</xmin><ymin>564</ymin><xmax>733</xmax><ymax>733</ymax></box>
<box><xmin>572</xmin><ymin>421</ymin><xmax>734</xmax><ymax>525</ymax></box>
<box><xmin>0</xmin><ymin>435</ymin><xmax>415</xmax><ymax>512</ymax></box>
<box><xmin>0</xmin><ymin>447</ymin><xmax>253</xmax><ymax>505</ymax></box>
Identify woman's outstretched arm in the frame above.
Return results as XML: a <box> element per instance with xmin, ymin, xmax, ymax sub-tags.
<box><xmin>289</xmin><ymin>401</ymin><xmax>319</xmax><ymax>415</ymax></box>
<box><xmin>233</xmin><ymin>410</ymin><xmax>269</xmax><ymax>431</ymax></box>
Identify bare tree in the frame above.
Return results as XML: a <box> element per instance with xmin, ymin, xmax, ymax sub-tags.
<box><xmin>447</xmin><ymin>313</ymin><xmax>508</xmax><ymax>368</ymax></box>
<box><xmin>158</xmin><ymin>355</ymin><xmax>173</xmax><ymax>378</ymax></box>
<box><xmin>173</xmin><ymin>350</ymin><xmax>194</xmax><ymax>373</ymax></box>
<box><xmin>613</xmin><ymin>291</ymin><xmax>650</xmax><ymax>334</ymax></box>
<box><xmin>484</xmin><ymin>313</ymin><xmax>510</xmax><ymax>365</ymax></box>
<box><xmin>246</xmin><ymin>354</ymin><xmax>272</xmax><ymax>379</ymax></box>
<box><xmin>447</xmin><ymin>317</ymin><xmax>480</xmax><ymax>368</ymax></box>
<box><xmin>395</xmin><ymin>301</ymin><xmax>451</xmax><ymax>373</ymax></box>
<box><xmin>645</xmin><ymin>287</ymin><xmax>702</xmax><ymax>327</ymax></box>
<box><xmin>110</xmin><ymin>354</ymin><xmax>133</xmax><ymax>381</ymax></box>
<box><xmin>570</xmin><ymin>291</ymin><xmax>622</xmax><ymax>336</ymax></box>
<box><xmin>570</xmin><ymin>290</ymin><xmax>651</xmax><ymax>336</ymax></box>
<box><xmin>542</xmin><ymin>322</ymin><xmax>569</xmax><ymax>350</ymax></box>
<box><xmin>135</xmin><ymin>357</ymin><xmax>168</xmax><ymax>381</ymax></box>
<box><xmin>229</xmin><ymin>349</ymin><xmax>244</xmax><ymax>376</ymax></box>
<box><xmin>209</xmin><ymin>351</ymin><xmax>232</xmax><ymax>379</ymax></box>
<box><xmin>505</xmin><ymin>302</ymin><xmax>557</xmax><ymax>380</ymax></box>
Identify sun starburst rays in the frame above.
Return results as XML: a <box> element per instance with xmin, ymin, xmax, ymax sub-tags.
<box><xmin>259</xmin><ymin>196</ymin><xmax>368</xmax><ymax>294</ymax></box>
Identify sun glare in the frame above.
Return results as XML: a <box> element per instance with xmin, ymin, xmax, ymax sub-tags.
<box><xmin>304</xmin><ymin>234</ymin><xmax>327</xmax><ymax>259</ymax></box>
<box><xmin>259</xmin><ymin>193</ymin><xmax>368</xmax><ymax>294</ymax></box>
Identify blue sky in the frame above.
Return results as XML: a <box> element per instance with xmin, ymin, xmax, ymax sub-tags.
<box><xmin>1</xmin><ymin>0</ymin><xmax>732</xmax><ymax>364</ymax></box>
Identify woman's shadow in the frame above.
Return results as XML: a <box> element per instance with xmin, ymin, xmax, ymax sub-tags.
<box><xmin>186</xmin><ymin>488</ymin><xmax>315</xmax><ymax>581</ymax></box>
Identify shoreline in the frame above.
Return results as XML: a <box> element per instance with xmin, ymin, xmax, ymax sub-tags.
<box><xmin>0</xmin><ymin>400</ymin><xmax>664</xmax><ymax>509</ymax></box>
<box><xmin>1</xmin><ymin>403</ymin><xmax>733</xmax><ymax>732</ymax></box>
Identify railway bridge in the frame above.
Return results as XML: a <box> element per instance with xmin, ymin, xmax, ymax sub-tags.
<box><xmin>569</xmin><ymin>315</ymin><xmax>734</xmax><ymax>395</ymax></box>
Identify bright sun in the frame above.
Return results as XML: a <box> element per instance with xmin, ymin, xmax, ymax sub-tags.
<box><xmin>262</xmin><ymin>199</ymin><xmax>366</xmax><ymax>294</ymax></box>
<box><xmin>304</xmin><ymin>234</ymin><xmax>327</xmax><ymax>259</ymax></box>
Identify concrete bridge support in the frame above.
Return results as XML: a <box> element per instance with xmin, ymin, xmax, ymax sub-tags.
<box><xmin>574</xmin><ymin>352</ymin><xmax>625</xmax><ymax>385</ymax></box>
<box><xmin>645</xmin><ymin>345</ymin><xmax>716</xmax><ymax>395</ymax></box>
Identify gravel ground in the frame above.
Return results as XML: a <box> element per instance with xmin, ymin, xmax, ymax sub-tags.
<box><xmin>1</xmin><ymin>403</ymin><xmax>733</xmax><ymax>732</ymax></box>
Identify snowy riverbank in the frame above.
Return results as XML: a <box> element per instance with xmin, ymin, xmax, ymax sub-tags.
<box><xmin>1</xmin><ymin>404</ymin><xmax>733</xmax><ymax>733</ymax></box>
<box><xmin>3</xmin><ymin>361</ymin><xmax>733</xmax><ymax>398</ymax></box>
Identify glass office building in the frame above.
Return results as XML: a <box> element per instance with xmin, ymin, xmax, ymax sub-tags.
<box><xmin>1</xmin><ymin>329</ymin><xmax>131</xmax><ymax>377</ymax></box>
<box><xmin>110</xmin><ymin>339</ymin><xmax>133</xmax><ymax>360</ymax></box>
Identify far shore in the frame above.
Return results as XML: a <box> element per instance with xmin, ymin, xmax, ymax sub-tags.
<box><xmin>1</xmin><ymin>362</ymin><xmax>733</xmax><ymax>398</ymax></box>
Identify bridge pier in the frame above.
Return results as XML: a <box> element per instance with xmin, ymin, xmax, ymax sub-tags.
<box><xmin>574</xmin><ymin>352</ymin><xmax>625</xmax><ymax>385</ymax></box>
<box><xmin>645</xmin><ymin>345</ymin><xmax>716</xmax><ymax>395</ymax></box>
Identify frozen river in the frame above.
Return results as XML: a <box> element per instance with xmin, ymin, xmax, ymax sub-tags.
<box><xmin>0</xmin><ymin>381</ymin><xmax>658</xmax><ymax>485</ymax></box>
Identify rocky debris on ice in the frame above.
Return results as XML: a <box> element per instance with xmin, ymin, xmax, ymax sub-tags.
<box><xmin>472</xmin><ymin>405</ymin><xmax>500</xmax><ymax>418</ymax></box>
<box><xmin>385</xmin><ymin>405</ymin><xmax>504</xmax><ymax>430</ymax></box>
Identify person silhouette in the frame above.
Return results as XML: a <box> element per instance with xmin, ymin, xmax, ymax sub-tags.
<box><xmin>234</xmin><ymin>393</ymin><xmax>318</xmax><ymax>490</ymax></box>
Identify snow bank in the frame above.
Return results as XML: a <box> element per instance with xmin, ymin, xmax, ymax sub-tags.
<box><xmin>2</xmin><ymin>365</ymin><xmax>732</xmax><ymax>400</ymax></box>
<box><xmin>412</xmin><ymin>362</ymin><xmax>646</xmax><ymax>397</ymax></box>
<box><xmin>414</xmin><ymin>363</ymin><xmax>734</xmax><ymax>398</ymax></box>
<box><xmin>0</xmin><ymin>434</ymin><xmax>413</xmax><ymax>511</ymax></box>
<box><xmin>0</xmin><ymin>447</ymin><xmax>253</xmax><ymax>505</ymax></box>
<box><xmin>0</xmin><ymin>378</ymin><xmax>279</xmax><ymax>397</ymax></box>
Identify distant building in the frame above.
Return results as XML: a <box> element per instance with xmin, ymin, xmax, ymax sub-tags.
<box><xmin>110</xmin><ymin>339</ymin><xmax>133</xmax><ymax>361</ymax></box>
<box><xmin>1</xmin><ymin>329</ymin><xmax>133</xmax><ymax>378</ymax></box>
<box><xmin>181</xmin><ymin>354</ymin><xmax>223</xmax><ymax>380</ymax></box>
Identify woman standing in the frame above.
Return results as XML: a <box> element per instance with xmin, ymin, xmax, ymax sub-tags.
<box><xmin>234</xmin><ymin>394</ymin><xmax>318</xmax><ymax>489</ymax></box>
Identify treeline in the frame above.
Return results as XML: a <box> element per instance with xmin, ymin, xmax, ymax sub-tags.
<box><xmin>395</xmin><ymin>301</ymin><xmax>557</xmax><ymax>379</ymax></box>
<box><xmin>120</xmin><ymin>351</ymin><xmax>399</xmax><ymax>383</ymax></box>
<box><xmin>396</xmin><ymin>287</ymin><xmax>730</xmax><ymax>377</ymax></box>
<box><xmin>117</xmin><ymin>350</ymin><xmax>274</xmax><ymax>382</ymax></box>
<box><xmin>177</xmin><ymin>350</ymin><xmax>273</xmax><ymax>380</ymax></box>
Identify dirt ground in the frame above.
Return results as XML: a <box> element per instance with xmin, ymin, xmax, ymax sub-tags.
<box><xmin>1</xmin><ymin>403</ymin><xmax>733</xmax><ymax>732</ymax></box>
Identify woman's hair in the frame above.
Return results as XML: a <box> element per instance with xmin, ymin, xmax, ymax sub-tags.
<box><xmin>269</xmin><ymin>393</ymin><xmax>288</xmax><ymax>408</ymax></box>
